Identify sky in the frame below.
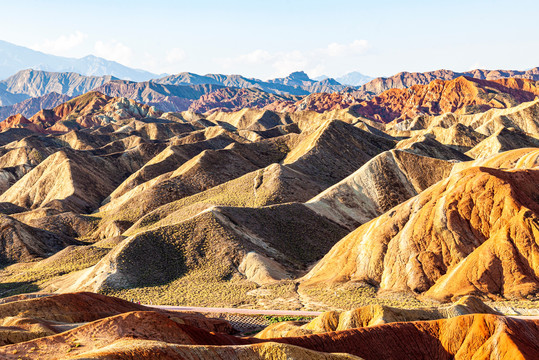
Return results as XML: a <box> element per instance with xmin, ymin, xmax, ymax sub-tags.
<box><xmin>0</xmin><ymin>0</ymin><xmax>538</xmax><ymax>79</ymax></box>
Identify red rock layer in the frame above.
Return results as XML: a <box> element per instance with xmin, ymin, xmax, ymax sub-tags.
<box><xmin>0</xmin><ymin>114</ymin><xmax>45</xmax><ymax>133</ymax></box>
<box><xmin>0</xmin><ymin>91</ymin><xmax>157</xmax><ymax>134</ymax></box>
<box><xmin>269</xmin><ymin>77</ymin><xmax>539</xmax><ymax>122</ymax></box>
<box><xmin>0</xmin><ymin>292</ymin><xmax>230</xmax><ymax>333</ymax></box>
<box><xmin>0</xmin><ymin>312</ymin><xmax>536</xmax><ymax>359</ymax></box>
<box><xmin>351</xmin><ymin>77</ymin><xmax>539</xmax><ymax>122</ymax></box>
<box><xmin>359</xmin><ymin>67</ymin><xmax>539</xmax><ymax>95</ymax></box>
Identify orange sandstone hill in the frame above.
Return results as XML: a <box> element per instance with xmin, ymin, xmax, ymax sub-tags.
<box><xmin>0</xmin><ymin>292</ymin><xmax>230</xmax><ymax>333</ymax></box>
<box><xmin>302</xmin><ymin>159</ymin><xmax>539</xmax><ymax>301</ymax></box>
<box><xmin>0</xmin><ymin>114</ymin><xmax>45</xmax><ymax>133</ymax></box>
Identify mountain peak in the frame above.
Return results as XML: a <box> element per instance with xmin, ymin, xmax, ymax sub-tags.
<box><xmin>80</xmin><ymin>54</ymin><xmax>99</xmax><ymax>60</ymax></box>
<box><xmin>335</xmin><ymin>71</ymin><xmax>374</xmax><ymax>86</ymax></box>
<box><xmin>0</xmin><ymin>40</ymin><xmax>157</xmax><ymax>81</ymax></box>
<box><xmin>288</xmin><ymin>71</ymin><xmax>310</xmax><ymax>80</ymax></box>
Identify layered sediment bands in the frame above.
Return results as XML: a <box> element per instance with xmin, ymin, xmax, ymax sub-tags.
<box><xmin>305</xmin><ymin>150</ymin><xmax>454</xmax><ymax>230</ymax></box>
<box><xmin>302</xmin><ymin>166</ymin><xmax>539</xmax><ymax>301</ymax></box>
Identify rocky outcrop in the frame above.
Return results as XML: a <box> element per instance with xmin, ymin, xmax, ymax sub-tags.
<box><xmin>0</xmin><ymin>114</ymin><xmax>45</xmax><ymax>133</ymax></box>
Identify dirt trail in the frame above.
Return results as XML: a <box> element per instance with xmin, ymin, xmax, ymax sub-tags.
<box><xmin>148</xmin><ymin>304</ymin><xmax>322</xmax><ymax>316</ymax></box>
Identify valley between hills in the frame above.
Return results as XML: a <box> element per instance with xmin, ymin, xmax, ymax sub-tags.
<box><xmin>0</xmin><ymin>66</ymin><xmax>538</xmax><ymax>358</ymax></box>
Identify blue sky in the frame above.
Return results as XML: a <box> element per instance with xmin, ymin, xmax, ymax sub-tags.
<box><xmin>1</xmin><ymin>0</ymin><xmax>537</xmax><ymax>79</ymax></box>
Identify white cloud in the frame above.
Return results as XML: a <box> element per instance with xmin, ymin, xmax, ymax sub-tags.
<box><xmin>32</xmin><ymin>31</ymin><xmax>87</xmax><ymax>56</ymax></box>
<box><xmin>271</xmin><ymin>50</ymin><xmax>308</xmax><ymax>77</ymax></box>
<box><xmin>166</xmin><ymin>48</ymin><xmax>187</xmax><ymax>63</ymax></box>
<box><xmin>94</xmin><ymin>40</ymin><xmax>133</xmax><ymax>66</ymax></box>
<box><xmin>306</xmin><ymin>64</ymin><xmax>327</xmax><ymax>78</ymax></box>
<box><xmin>323</xmin><ymin>39</ymin><xmax>370</xmax><ymax>57</ymax></box>
<box><xmin>218</xmin><ymin>49</ymin><xmax>272</xmax><ymax>68</ymax></box>
<box><xmin>239</xmin><ymin>49</ymin><xmax>273</xmax><ymax>64</ymax></box>
<box><xmin>214</xmin><ymin>39</ymin><xmax>370</xmax><ymax>79</ymax></box>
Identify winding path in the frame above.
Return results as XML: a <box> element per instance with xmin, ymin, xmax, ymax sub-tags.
<box><xmin>148</xmin><ymin>305</ymin><xmax>322</xmax><ymax>316</ymax></box>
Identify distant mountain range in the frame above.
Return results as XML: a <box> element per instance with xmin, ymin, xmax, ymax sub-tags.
<box><xmin>153</xmin><ymin>71</ymin><xmax>346</xmax><ymax>95</ymax></box>
<box><xmin>0</xmin><ymin>87</ymin><xmax>27</xmax><ymax>106</ymax></box>
<box><xmin>0</xmin><ymin>92</ymin><xmax>71</xmax><ymax>120</ymax></box>
<box><xmin>94</xmin><ymin>80</ymin><xmax>226</xmax><ymax>112</ymax></box>
<box><xmin>315</xmin><ymin>71</ymin><xmax>374</xmax><ymax>86</ymax></box>
<box><xmin>0</xmin><ymin>39</ymin><xmax>537</xmax><ymax>122</ymax></box>
<box><xmin>0</xmin><ymin>69</ymin><xmax>117</xmax><ymax>98</ymax></box>
<box><xmin>0</xmin><ymin>69</ymin><xmax>345</xmax><ymax>115</ymax></box>
<box><xmin>0</xmin><ymin>40</ymin><xmax>158</xmax><ymax>81</ymax></box>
